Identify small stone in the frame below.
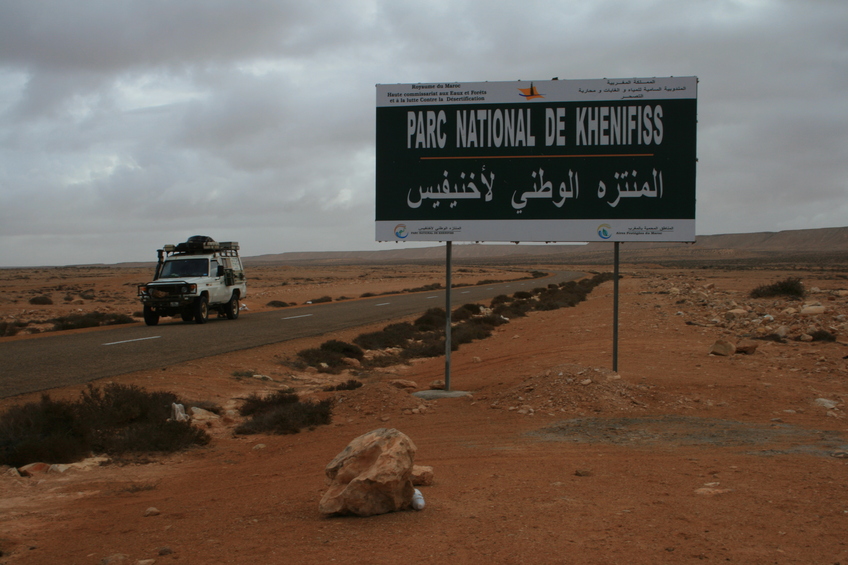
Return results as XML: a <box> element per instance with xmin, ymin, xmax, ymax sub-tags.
<box><xmin>580</xmin><ymin>379</ymin><xmax>592</xmax><ymax>386</ymax></box>
<box><xmin>389</xmin><ymin>379</ymin><xmax>418</xmax><ymax>390</ymax></box>
<box><xmin>814</xmin><ymin>398</ymin><xmax>838</xmax><ymax>409</ymax></box>
<box><xmin>100</xmin><ymin>554</ymin><xmax>130</xmax><ymax>564</ymax></box>
<box><xmin>144</xmin><ymin>507</ymin><xmax>160</xmax><ymax>517</ymax></box>
<box><xmin>710</xmin><ymin>339</ymin><xmax>736</xmax><ymax>356</ymax></box>
<box><xmin>411</xmin><ymin>465</ymin><xmax>434</xmax><ymax>486</ymax></box>
<box><xmin>735</xmin><ymin>339</ymin><xmax>759</xmax><ymax>355</ymax></box>
<box><xmin>725</xmin><ymin>309</ymin><xmax>749</xmax><ymax>320</ymax></box>
<box><xmin>801</xmin><ymin>305</ymin><xmax>826</xmax><ymax>316</ymax></box>
<box><xmin>190</xmin><ymin>407</ymin><xmax>219</xmax><ymax>421</ymax></box>
<box><xmin>18</xmin><ymin>462</ymin><xmax>51</xmax><ymax>476</ymax></box>
<box><xmin>252</xmin><ymin>443</ymin><xmax>266</xmax><ymax>450</ymax></box>
<box><xmin>429</xmin><ymin>380</ymin><xmax>445</xmax><ymax>390</ymax></box>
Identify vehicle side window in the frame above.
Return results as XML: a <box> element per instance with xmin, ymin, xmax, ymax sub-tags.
<box><xmin>210</xmin><ymin>260</ymin><xmax>219</xmax><ymax>276</ymax></box>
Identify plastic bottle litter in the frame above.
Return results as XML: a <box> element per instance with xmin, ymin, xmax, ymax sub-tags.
<box><xmin>171</xmin><ymin>403</ymin><xmax>189</xmax><ymax>422</ymax></box>
<box><xmin>411</xmin><ymin>488</ymin><xmax>425</xmax><ymax>510</ymax></box>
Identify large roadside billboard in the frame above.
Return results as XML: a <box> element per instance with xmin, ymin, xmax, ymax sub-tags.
<box><xmin>375</xmin><ymin>76</ymin><xmax>697</xmax><ymax>243</ymax></box>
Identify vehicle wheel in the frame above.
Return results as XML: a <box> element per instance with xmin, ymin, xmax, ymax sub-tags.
<box><xmin>143</xmin><ymin>305</ymin><xmax>159</xmax><ymax>326</ymax></box>
<box><xmin>180</xmin><ymin>308</ymin><xmax>193</xmax><ymax>322</ymax></box>
<box><xmin>193</xmin><ymin>295</ymin><xmax>209</xmax><ymax>324</ymax></box>
<box><xmin>225</xmin><ymin>293</ymin><xmax>240</xmax><ymax>320</ymax></box>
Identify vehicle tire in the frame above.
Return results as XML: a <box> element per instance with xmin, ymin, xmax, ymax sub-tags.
<box><xmin>225</xmin><ymin>292</ymin><xmax>240</xmax><ymax>320</ymax></box>
<box><xmin>180</xmin><ymin>308</ymin><xmax>193</xmax><ymax>322</ymax></box>
<box><xmin>143</xmin><ymin>305</ymin><xmax>159</xmax><ymax>326</ymax></box>
<box><xmin>193</xmin><ymin>295</ymin><xmax>209</xmax><ymax>324</ymax></box>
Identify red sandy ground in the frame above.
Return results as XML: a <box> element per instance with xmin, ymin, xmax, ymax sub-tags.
<box><xmin>1</xmin><ymin>266</ymin><xmax>847</xmax><ymax>564</ymax></box>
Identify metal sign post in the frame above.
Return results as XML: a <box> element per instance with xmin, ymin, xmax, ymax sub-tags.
<box><xmin>613</xmin><ymin>242</ymin><xmax>620</xmax><ymax>372</ymax></box>
<box><xmin>444</xmin><ymin>241</ymin><xmax>452</xmax><ymax>391</ymax></box>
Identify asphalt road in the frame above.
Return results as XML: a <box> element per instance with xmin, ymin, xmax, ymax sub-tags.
<box><xmin>0</xmin><ymin>271</ymin><xmax>583</xmax><ymax>399</ymax></box>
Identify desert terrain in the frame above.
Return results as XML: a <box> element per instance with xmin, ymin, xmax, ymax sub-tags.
<box><xmin>2</xmin><ymin>233</ymin><xmax>848</xmax><ymax>564</ymax></box>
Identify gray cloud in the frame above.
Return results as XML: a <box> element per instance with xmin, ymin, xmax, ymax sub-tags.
<box><xmin>1</xmin><ymin>0</ymin><xmax>847</xmax><ymax>265</ymax></box>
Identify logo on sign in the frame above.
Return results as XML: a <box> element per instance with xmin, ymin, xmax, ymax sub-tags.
<box><xmin>518</xmin><ymin>82</ymin><xmax>543</xmax><ymax>100</ymax></box>
<box><xmin>395</xmin><ymin>224</ymin><xmax>408</xmax><ymax>239</ymax></box>
<box><xmin>597</xmin><ymin>224</ymin><xmax>612</xmax><ymax>240</ymax></box>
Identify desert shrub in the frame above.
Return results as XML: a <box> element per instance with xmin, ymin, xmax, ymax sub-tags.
<box><xmin>451</xmin><ymin>321</ymin><xmax>493</xmax><ymax>345</ymax></box>
<box><xmin>530</xmin><ymin>270</ymin><xmax>547</xmax><ymax>278</ymax></box>
<box><xmin>414</xmin><ymin>308</ymin><xmax>446</xmax><ymax>331</ymax></box>
<box><xmin>50</xmin><ymin>312</ymin><xmax>135</xmax><ymax>331</ymax></box>
<box><xmin>0</xmin><ymin>384</ymin><xmax>209</xmax><ymax>468</ymax></box>
<box><xmin>232</xmin><ymin>370</ymin><xmax>257</xmax><ymax>378</ymax></box>
<box><xmin>490</xmin><ymin>294</ymin><xmax>512</xmax><ymax>306</ymax></box>
<box><xmin>360</xmin><ymin>292</ymin><xmax>376</xmax><ymax>298</ymax></box>
<box><xmin>320</xmin><ymin>339</ymin><xmax>364</xmax><ymax>360</ymax></box>
<box><xmin>0</xmin><ymin>321</ymin><xmax>27</xmax><ymax>337</ymax></box>
<box><xmin>266</xmin><ymin>300</ymin><xmax>291</xmax><ymax>308</ymax></box>
<box><xmin>0</xmin><ymin>395</ymin><xmax>90</xmax><ymax>466</ymax></box>
<box><xmin>307</xmin><ymin>296</ymin><xmax>332</xmax><ymax>304</ymax></box>
<box><xmin>323</xmin><ymin>379</ymin><xmax>363</xmax><ymax>392</ymax></box>
<box><xmin>353</xmin><ymin>322</ymin><xmax>416</xmax><ymax>350</ymax></box>
<box><xmin>513</xmin><ymin>291</ymin><xmax>533</xmax><ymax>299</ymax></box>
<box><xmin>750</xmin><ymin>277</ymin><xmax>805</xmax><ymax>299</ymax></box>
<box><xmin>808</xmin><ymin>330</ymin><xmax>836</xmax><ymax>342</ymax></box>
<box><xmin>493</xmin><ymin>300</ymin><xmax>530</xmax><ymax>319</ymax></box>
<box><xmin>29</xmin><ymin>295</ymin><xmax>53</xmax><ymax>305</ymax></box>
<box><xmin>452</xmin><ymin>303</ymin><xmax>482</xmax><ymax>322</ymax></box>
<box><xmin>235</xmin><ymin>396</ymin><xmax>332</xmax><ymax>435</ymax></box>
<box><xmin>297</xmin><ymin>347</ymin><xmax>346</xmax><ymax>373</ymax></box>
<box><xmin>402</xmin><ymin>337</ymin><xmax>450</xmax><ymax>358</ymax></box>
<box><xmin>239</xmin><ymin>391</ymin><xmax>300</xmax><ymax>417</ymax></box>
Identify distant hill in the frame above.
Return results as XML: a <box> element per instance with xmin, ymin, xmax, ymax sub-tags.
<box><xmin>244</xmin><ymin>226</ymin><xmax>848</xmax><ymax>268</ymax></box>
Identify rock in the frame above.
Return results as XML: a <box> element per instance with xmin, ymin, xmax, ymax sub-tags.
<box><xmin>341</xmin><ymin>357</ymin><xmax>362</xmax><ymax>368</ymax></box>
<box><xmin>725</xmin><ymin>309</ymin><xmax>749</xmax><ymax>320</ymax></box>
<box><xmin>190</xmin><ymin>407</ymin><xmax>219</xmax><ymax>420</ymax></box>
<box><xmin>814</xmin><ymin>398</ymin><xmax>838</xmax><ymax>410</ymax></box>
<box><xmin>411</xmin><ymin>464</ymin><xmax>434</xmax><ymax>486</ymax></box>
<box><xmin>709</xmin><ymin>339</ymin><xmax>736</xmax><ymax>356</ymax></box>
<box><xmin>735</xmin><ymin>339</ymin><xmax>759</xmax><ymax>355</ymax></box>
<box><xmin>18</xmin><ymin>462</ymin><xmax>50</xmax><ymax>476</ymax></box>
<box><xmin>100</xmin><ymin>554</ymin><xmax>130</xmax><ymax>564</ymax></box>
<box><xmin>801</xmin><ymin>305</ymin><xmax>826</xmax><ymax>316</ymax></box>
<box><xmin>144</xmin><ymin>507</ymin><xmax>160</xmax><ymax>517</ymax></box>
<box><xmin>429</xmin><ymin>380</ymin><xmax>445</xmax><ymax>390</ymax></box>
<box><xmin>319</xmin><ymin>428</ymin><xmax>417</xmax><ymax>517</ymax></box>
<box><xmin>389</xmin><ymin>379</ymin><xmax>418</xmax><ymax>390</ymax></box>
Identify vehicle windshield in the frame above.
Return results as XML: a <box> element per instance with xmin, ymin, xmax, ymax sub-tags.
<box><xmin>160</xmin><ymin>258</ymin><xmax>208</xmax><ymax>278</ymax></box>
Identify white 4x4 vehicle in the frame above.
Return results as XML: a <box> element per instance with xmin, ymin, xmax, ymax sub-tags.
<box><xmin>138</xmin><ymin>236</ymin><xmax>247</xmax><ymax>326</ymax></box>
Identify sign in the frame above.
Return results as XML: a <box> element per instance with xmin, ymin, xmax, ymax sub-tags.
<box><xmin>375</xmin><ymin>77</ymin><xmax>697</xmax><ymax>243</ymax></box>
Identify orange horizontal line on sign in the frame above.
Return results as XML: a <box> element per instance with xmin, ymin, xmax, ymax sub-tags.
<box><xmin>421</xmin><ymin>153</ymin><xmax>654</xmax><ymax>160</ymax></box>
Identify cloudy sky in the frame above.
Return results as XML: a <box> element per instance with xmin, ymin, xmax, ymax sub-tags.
<box><xmin>1</xmin><ymin>0</ymin><xmax>846</xmax><ymax>266</ymax></box>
